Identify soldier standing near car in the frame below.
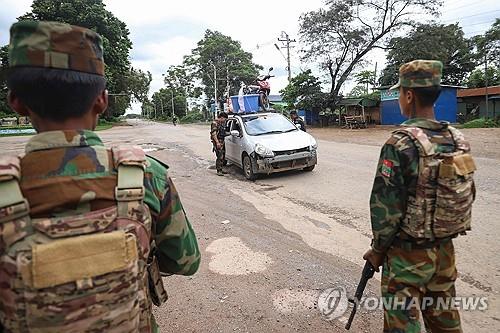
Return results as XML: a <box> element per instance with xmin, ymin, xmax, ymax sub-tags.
<box><xmin>290</xmin><ymin>110</ymin><xmax>306</xmax><ymax>132</ymax></box>
<box><xmin>362</xmin><ymin>60</ymin><xmax>476</xmax><ymax>333</ymax></box>
<box><xmin>211</xmin><ymin>112</ymin><xmax>228</xmax><ymax>176</ymax></box>
<box><xmin>0</xmin><ymin>21</ymin><xmax>200</xmax><ymax>333</ymax></box>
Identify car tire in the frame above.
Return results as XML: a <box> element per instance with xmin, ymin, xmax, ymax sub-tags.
<box><xmin>303</xmin><ymin>165</ymin><xmax>315</xmax><ymax>172</ymax></box>
<box><xmin>243</xmin><ymin>154</ymin><xmax>257</xmax><ymax>181</ymax></box>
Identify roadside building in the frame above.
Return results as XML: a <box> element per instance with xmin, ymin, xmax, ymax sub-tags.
<box><xmin>457</xmin><ymin>85</ymin><xmax>500</xmax><ymax>120</ymax></box>
<box><xmin>378</xmin><ymin>85</ymin><xmax>460</xmax><ymax>125</ymax></box>
<box><xmin>337</xmin><ymin>97</ymin><xmax>380</xmax><ymax>125</ymax></box>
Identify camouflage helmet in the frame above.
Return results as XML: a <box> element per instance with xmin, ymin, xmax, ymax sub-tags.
<box><xmin>8</xmin><ymin>20</ymin><xmax>104</xmax><ymax>76</ymax></box>
<box><xmin>389</xmin><ymin>60</ymin><xmax>443</xmax><ymax>90</ymax></box>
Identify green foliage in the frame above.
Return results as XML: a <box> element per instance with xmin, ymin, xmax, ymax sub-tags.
<box><xmin>379</xmin><ymin>23</ymin><xmax>475</xmax><ymax>86</ymax></box>
<box><xmin>151</xmin><ymin>89</ymin><xmax>187</xmax><ymax>118</ymax></box>
<box><xmin>299</xmin><ymin>0</ymin><xmax>441</xmax><ymax>107</ymax></box>
<box><xmin>461</xmin><ymin>118</ymin><xmax>499</xmax><ymax>128</ymax></box>
<box><xmin>473</xmin><ymin>18</ymin><xmax>500</xmax><ymax>68</ymax></box>
<box><xmin>184</xmin><ymin>30</ymin><xmax>262</xmax><ymax>105</ymax></box>
<box><xmin>180</xmin><ymin>112</ymin><xmax>204</xmax><ymax>123</ymax></box>
<box><xmin>466</xmin><ymin>67</ymin><xmax>500</xmax><ymax>88</ymax></box>
<box><xmin>280</xmin><ymin>70</ymin><xmax>324</xmax><ymax>110</ymax></box>
<box><xmin>0</xmin><ymin>0</ymin><xmax>151</xmax><ymax>119</ymax></box>
<box><xmin>0</xmin><ymin>46</ymin><xmax>13</xmax><ymax>117</ymax></box>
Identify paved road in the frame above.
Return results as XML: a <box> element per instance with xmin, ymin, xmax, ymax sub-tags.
<box><xmin>1</xmin><ymin>120</ymin><xmax>498</xmax><ymax>332</ymax></box>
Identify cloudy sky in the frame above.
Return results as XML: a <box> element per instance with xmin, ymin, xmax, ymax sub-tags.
<box><xmin>1</xmin><ymin>0</ymin><xmax>499</xmax><ymax>113</ymax></box>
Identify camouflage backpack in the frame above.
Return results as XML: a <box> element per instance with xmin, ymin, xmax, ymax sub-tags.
<box><xmin>0</xmin><ymin>146</ymin><xmax>167</xmax><ymax>333</ymax></box>
<box><xmin>394</xmin><ymin>126</ymin><xmax>476</xmax><ymax>240</ymax></box>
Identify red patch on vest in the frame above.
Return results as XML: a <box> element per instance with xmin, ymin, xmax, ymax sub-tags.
<box><xmin>381</xmin><ymin>159</ymin><xmax>394</xmax><ymax>177</ymax></box>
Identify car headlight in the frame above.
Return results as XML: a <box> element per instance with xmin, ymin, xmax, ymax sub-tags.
<box><xmin>310</xmin><ymin>138</ymin><xmax>318</xmax><ymax>150</ymax></box>
<box><xmin>255</xmin><ymin>143</ymin><xmax>274</xmax><ymax>157</ymax></box>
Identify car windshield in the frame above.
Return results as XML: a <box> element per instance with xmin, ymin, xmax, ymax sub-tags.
<box><xmin>242</xmin><ymin>114</ymin><xmax>297</xmax><ymax>136</ymax></box>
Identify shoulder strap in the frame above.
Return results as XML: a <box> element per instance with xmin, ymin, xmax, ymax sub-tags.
<box><xmin>393</xmin><ymin>127</ymin><xmax>435</xmax><ymax>157</ymax></box>
<box><xmin>111</xmin><ymin>146</ymin><xmax>147</xmax><ymax>205</ymax></box>
<box><xmin>0</xmin><ymin>155</ymin><xmax>30</xmax><ymax>222</ymax></box>
<box><xmin>448</xmin><ymin>126</ymin><xmax>471</xmax><ymax>153</ymax></box>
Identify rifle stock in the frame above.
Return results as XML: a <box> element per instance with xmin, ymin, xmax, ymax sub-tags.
<box><xmin>345</xmin><ymin>261</ymin><xmax>376</xmax><ymax>330</ymax></box>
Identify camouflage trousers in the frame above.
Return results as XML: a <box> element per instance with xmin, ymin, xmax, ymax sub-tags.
<box><xmin>213</xmin><ymin>144</ymin><xmax>225</xmax><ymax>172</ymax></box>
<box><xmin>381</xmin><ymin>239</ymin><xmax>462</xmax><ymax>333</ymax></box>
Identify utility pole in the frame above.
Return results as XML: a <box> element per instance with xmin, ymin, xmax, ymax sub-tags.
<box><xmin>213</xmin><ymin>63</ymin><xmax>217</xmax><ymax>114</ymax></box>
<box><xmin>485</xmin><ymin>51</ymin><xmax>489</xmax><ymax>119</ymax></box>
<box><xmin>278</xmin><ymin>31</ymin><xmax>296</xmax><ymax>82</ymax></box>
<box><xmin>170</xmin><ymin>89</ymin><xmax>175</xmax><ymax>117</ymax></box>
<box><xmin>159</xmin><ymin>98</ymin><xmax>164</xmax><ymax>118</ymax></box>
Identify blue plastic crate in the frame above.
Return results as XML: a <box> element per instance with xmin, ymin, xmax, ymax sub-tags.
<box><xmin>230</xmin><ymin>94</ymin><xmax>260</xmax><ymax>113</ymax></box>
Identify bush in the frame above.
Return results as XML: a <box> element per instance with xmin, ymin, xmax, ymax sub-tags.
<box><xmin>181</xmin><ymin>112</ymin><xmax>204</xmax><ymax>123</ymax></box>
<box><xmin>461</xmin><ymin>118</ymin><xmax>499</xmax><ymax>128</ymax></box>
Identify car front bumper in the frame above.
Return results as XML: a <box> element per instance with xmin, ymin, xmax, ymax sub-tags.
<box><xmin>253</xmin><ymin>150</ymin><xmax>317</xmax><ymax>174</ymax></box>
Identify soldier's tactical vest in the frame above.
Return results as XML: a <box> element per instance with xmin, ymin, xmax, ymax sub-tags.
<box><xmin>0</xmin><ymin>146</ymin><xmax>167</xmax><ymax>333</ymax></box>
<box><xmin>395</xmin><ymin>126</ymin><xmax>476</xmax><ymax>240</ymax></box>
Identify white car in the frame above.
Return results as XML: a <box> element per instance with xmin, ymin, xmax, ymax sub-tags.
<box><xmin>224</xmin><ymin>112</ymin><xmax>318</xmax><ymax>180</ymax></box>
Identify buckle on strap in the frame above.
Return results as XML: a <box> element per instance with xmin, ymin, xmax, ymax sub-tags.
<box><xmin>115</xmin><ymin>187</ymin><xmax>145</xmax><ymax>202</ymax></box>
<box><xmin>0</xmin><ymin>199</ymin><xmax>30</xmax><ymax>223</ymax></box>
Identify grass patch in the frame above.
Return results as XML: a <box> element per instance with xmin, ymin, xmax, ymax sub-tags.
<box><xmin>460</xmin><ymin>118</ymin><xmax>499</xmax><ymax>128</ymax></box>
<box><xmin>95</xmin><ymin>124</ymin><xmax>113</xmax><ymax>131</ymax></box>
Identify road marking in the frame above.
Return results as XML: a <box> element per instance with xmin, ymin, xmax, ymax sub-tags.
<box><xmin>206</xmin><ymin>237</ymin><xmax>272</xmax><ymax>275</ymax></box>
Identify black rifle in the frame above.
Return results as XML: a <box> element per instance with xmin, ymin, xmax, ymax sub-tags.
<box><xmin>345</xmin><ymin>261</ymin><xmax>376</xmax><ymax>330</ymax></box>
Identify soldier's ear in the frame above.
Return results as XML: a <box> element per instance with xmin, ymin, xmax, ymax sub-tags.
<box><xmin>91</xmin><ymin>89</ymin><xmax>108</xmax><ymax>116</ymax></box>
<box><xmin>7</xmin><ymin>91</ymin><xmax>30</xmax><ymax>116</ymax></box>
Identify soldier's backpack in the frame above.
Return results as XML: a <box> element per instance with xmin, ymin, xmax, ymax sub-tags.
<box><xmin>394</xmin><ymin>126</ymin><xmax>476</xmax><ymax>240</ymax></box>
<box><xmin>0</xmin><ymin>146</ymin><xmax>167</xmax><ymax>333</ymax></box>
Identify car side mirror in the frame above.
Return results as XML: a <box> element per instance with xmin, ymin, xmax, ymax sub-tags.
<box><xmin>230</xmin><ymin>130</ymin><xmax>240</xmax><ymax>137</ymax></box>
<box><xmin>295</xmin><ymin>123</ymin><xmax>302</xmax><ymax>129</ymax></box>
<box><xmin>269</xmin><ymin>67</ymin><xmax>273</xmax><ymax>72</ymax></box>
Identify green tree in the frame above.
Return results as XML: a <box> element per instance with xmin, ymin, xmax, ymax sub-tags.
<box><xmin>14</xmin><ymin>0</ymin><xmax>135</xmax><ymax>118</ymax></box>
<box><xmin>184</xmin><ymin>30</ymin><xmax>262</xmax><ymax>108</ymax></box>
<box><xmin>473</xmin><ymin>18</ymin><xmax>500</xmax><ymax>68</ymax></box>
<box><xmin>379</xmin><ymin>23</ymin><xmax>476</xmax><ymax>86</ymax></box>
<box><xmin>280</xmin><ymin>70</ymin><xmax>325</xmax><ymax>110</ymax></box>
<box><xmin>299</xmin><ymin>0</ymin><xmax>441</xmax><ymax>107</ymax></box>
<box><xmin>0</xmin><ymin>45</ymin><xmax>12</xmax><ymax>117</ymax></box>
<box><xmin>354</xmin><ymin>70</ymin><xmax>376</xmax><ymax>94</ymax></box>
<box><xmin>466</xmin><ymin>67</ymin><xmax>500</xmax><ymax>88</ymax></box>
<box><xmin>348</xmin><ymin>85</ymin><xmax>368</xmax><ymax>97</ymax></box>
<box><xmin>151</xmin><ymin>88</ymin><xmax>187</xmax><ymax>119</ymax></box>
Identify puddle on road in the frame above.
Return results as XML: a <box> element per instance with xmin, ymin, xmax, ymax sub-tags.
<box><xmin>140</xmin><ymin>143</ymin><xmax>165</xmax><ymax>153</ymax></box>
<box><xmin>206</xmin><ymin>237</ymin><xmax>273</xmax><ymax>275</ymax></box>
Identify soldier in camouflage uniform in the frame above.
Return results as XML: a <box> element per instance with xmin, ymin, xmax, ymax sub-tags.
<box><xmin>0</xmin><ymin>21</ymin><xmax>200</xmax><ymax>333</ymax></box>
<box><xmin>363</xmin><ymin>60</ymin><xmax>476</xmax><ymax>333</ymax></box>
<box><xmin>210</xmin><ymin>112</ymin><xmax>228</xmax><ymax>176</ymax></box>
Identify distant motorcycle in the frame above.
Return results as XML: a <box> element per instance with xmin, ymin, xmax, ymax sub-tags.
<box><xmin>241</xmin><ymin>67</ymin><xmax>274</xmax><ymax>111</ymax></box>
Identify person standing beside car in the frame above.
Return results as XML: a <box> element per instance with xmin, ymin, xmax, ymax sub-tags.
<box><xmin>290</xmin><ymin>110</ymin><xmax>306</xmax><ymax>132</ymax></box>
<box><xmin>210</xmin><ymin>112</ymin><xmax>229</xmax><ymax>176</ymax></box>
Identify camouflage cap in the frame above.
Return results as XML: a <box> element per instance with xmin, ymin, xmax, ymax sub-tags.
<box><xmin>389</xmin><ymin>60</ymin><xmax>443</xmax><ymax>90</ymax></box>
<box><xmin>8</xmin><ymin>20</ymin><xmax>104</xmax><ymax>76</ymax></box>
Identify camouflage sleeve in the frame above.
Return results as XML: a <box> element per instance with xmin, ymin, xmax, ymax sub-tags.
<box><xmin>210</xmin><ymin>122</ymin><xmax>218</xmax><ymax>143</ymax></box>
<box><xmin>369</xmin><ymin>134</ymin><xmax>418</xmax><ymax>253</ymax></box>
<box><xmin>144</xmin><ymin>156</ymin><xmax>201</xmax><ymax>275</ymax></box>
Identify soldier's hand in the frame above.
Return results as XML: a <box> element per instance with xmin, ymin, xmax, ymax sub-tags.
<box><xmin>216</xmin><ymin>142</ymin><xmax>222</xmax><ymax>150</ymax></box>
<box><xmin>363</xmin><ymin>249</ymin><xmax>385</xmax><ymax>272</ymax></box>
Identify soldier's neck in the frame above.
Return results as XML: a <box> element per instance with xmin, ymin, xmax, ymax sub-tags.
<box><xmin>411</xmin><ymin>106</ymin><xmax>435</xmax><ymax>120</ymax></box>
<box><xmin>30</xmin><ymin>112</ymin><xmax>98</xmax><ymax>133</ymax></box>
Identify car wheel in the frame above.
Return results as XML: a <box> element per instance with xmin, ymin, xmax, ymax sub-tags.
<box><xmin>303</xmin><ymin>165</ymin><xmax>315</xmax><ymax>172</ymax></box>
<box><xmin>243</xmin><ymin>154</ymin><xmax>256</xmax><ymax>181</ymax></box>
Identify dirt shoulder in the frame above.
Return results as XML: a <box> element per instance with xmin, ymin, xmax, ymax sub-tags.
<box><xmin>309</xmin><ymin>126</ymin><xmax>500</xmax><ymax>160</ymax></box>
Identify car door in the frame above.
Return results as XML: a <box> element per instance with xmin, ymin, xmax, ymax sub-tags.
<box><xmin>224</xmin><ymin>119</ymin><xmax>237</xmax><ymax>162</ymax></box>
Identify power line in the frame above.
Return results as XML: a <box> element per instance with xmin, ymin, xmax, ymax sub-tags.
<box><xmin>277</xmin><ymin>31</ymin><xmax>296</xmax><ymax>82</ymax></box>
<box><xmin>441</xmin><ymin>9</ymin><xmax>500</xmax><ymax>23</ymax></box>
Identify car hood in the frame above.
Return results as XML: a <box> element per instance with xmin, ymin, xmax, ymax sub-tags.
<box><xmin>249</xmin><ymin>130</ymin><xmax>313</xmax><ymax>151</ymax></box>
